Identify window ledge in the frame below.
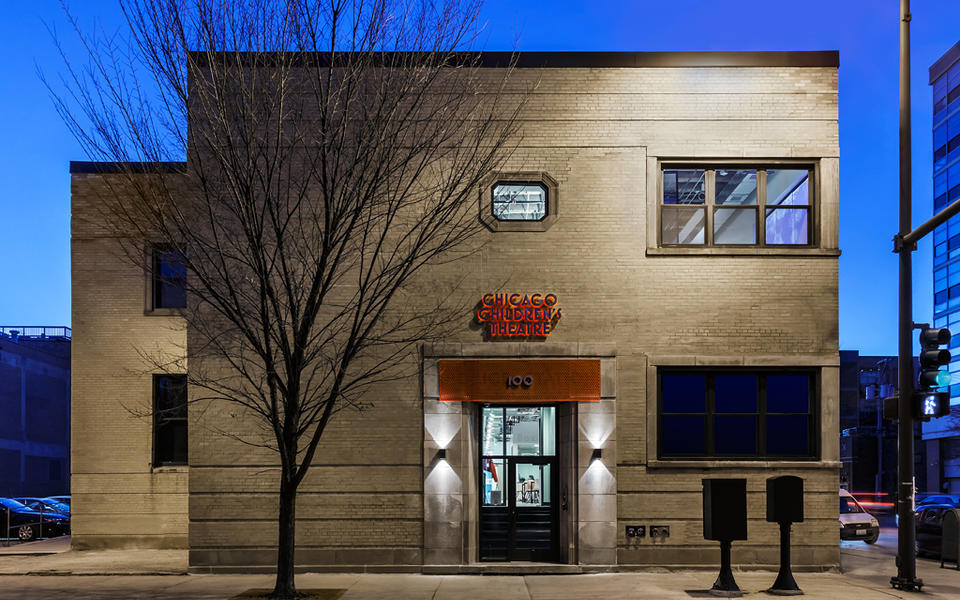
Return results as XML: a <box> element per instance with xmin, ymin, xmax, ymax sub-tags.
<box><xmin>152</xmin><ymin>465</ymin><xmax>188</xmax><ymax>473</ymax></box>
<box><xmin>647</xmin><ymin>459</ymin><xmax>839</xmax><ymax>470</ymax></box>
<box><xmin>144</xmin><ymin>308</ymin><xmax>185</xmax><ymax>317</ymax></box>
<box><xmin>646</xmin><ymin>247</ymin><xmax>840</xmax><ymax>258</ymax></box>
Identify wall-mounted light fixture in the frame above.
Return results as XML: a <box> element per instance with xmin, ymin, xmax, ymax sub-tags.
<box><xmin>435</xmin><ymin>448</ymin><xmax>447</xmax><ymax>462</ymax></box>
<box><xmin>591</xmin><ymin>448</ymin><xmax>602</xmax><ymax>464</ymax></box>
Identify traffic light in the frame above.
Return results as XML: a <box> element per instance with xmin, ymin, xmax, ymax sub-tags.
<box><xmin>915</xmin><ymin>327</ymin><xmax>952</xmax><ymax>421</ymax></box>
<box><xmin>913</xmin><ymin>391</ymin><xmax>950</xmax><ymax>420</ymax></box>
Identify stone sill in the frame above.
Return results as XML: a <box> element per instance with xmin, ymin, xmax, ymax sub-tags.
<box><xmin>646</xmin><ymin>247</ymin><xmax>841</xmax><ymax>258</ymax></box>
<box><xmin>646</xmin><ymin>459</ymin><xmax>840</xmax><ymax>470</ymax></box>
<box><xmin>144</xmin><ymin>308</ymin><xmax>184</xmax><ymax>317</ymax></box>
<box><xmin>152</xmin><ymin>465</ymin><xmax>189</xmax><ymax>474</ymax></box>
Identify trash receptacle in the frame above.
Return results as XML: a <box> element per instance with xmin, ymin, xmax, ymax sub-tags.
<box><xmin>942</xmin><ymin>508</ymin><xmax>960</xmax><ymax>570</ymax></box>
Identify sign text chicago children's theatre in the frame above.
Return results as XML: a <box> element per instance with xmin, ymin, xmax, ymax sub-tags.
<box><xmin>476</xmin><ymin>293</ymin><xmax>562</xmax><ymax>337</ymax></box>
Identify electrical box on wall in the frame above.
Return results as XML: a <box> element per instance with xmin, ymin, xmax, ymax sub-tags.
<box><xmin>650</xmin><ymin>525</ymin><xmax>670</xmax><ymax>538</ymax></box>
<box><xmin>625</xmin><ymin>525</ymin><xmax>646</xmax><ymax>538</ymax></box>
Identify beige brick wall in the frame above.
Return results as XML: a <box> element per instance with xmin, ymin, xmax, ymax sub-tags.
<box><xmin>71</xmin><ymin>174</ymin><xmax>189</xmax><ymax>549</ymax></box>
<box><xmin>72</xmin><ymin>62</ymin><xmax>839</xmax><ymax>566</ymax></box>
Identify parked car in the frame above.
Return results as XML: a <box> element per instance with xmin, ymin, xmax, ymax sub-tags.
<box><xmin>0</xmin><ymin>498</ymin><xmax>70</xmax><ymax>541</ymax></box>
<box><xmin>47</xmin><ymin>496</ymin><xmax>70</xmax><ymax>511</ymax></box>
<box><xmin>840</xmin><ymin>489</ymin><xmax>880</xmax><ymax>544</ymax></box>
<box><xmin>13</xmin><ymin>497</ymin><xmax>70</xmax><ymax>516</ymax></box>
<box><xmin>914</xmin><ymin>503</ymin><xmax>960</xmax><ymax>558</ymax></box>
<box><xmin>916</xmin><ymin>494</ymin><xmax>960</xmax><ymax>509</ymax></box>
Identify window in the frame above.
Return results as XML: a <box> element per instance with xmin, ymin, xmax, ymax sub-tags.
<box><xmin>480</xmin><ymin>406</ymin><xmax>555</xmax><ymax>506</ymax></box>
<box><xmin>154</xmin><ymin>374</ymin><xmax>187</xmax><ymax>466</ymax></box>
<box><xmin>660</xmin><ymin>165</ymin><xmax>813</xmax><ymax>247</ymax></box>
<box><xmin>151</xmin><ymin>245</ymin><xmax>187</xmax><ymax>309</ymax></box>
<box><xmin>658</xmin><ymin>369</ymin><xmax>818</xmax><ymax>459</ymax></box>
<box><xmin>492</xmin><ymin>183</ymin><xmax>547</xmax><ymax>221</ymax></box>
<box><xmin>479</xmin><ymin>172</ymin><xmax>558</xmax><ymax>232</ymax></box>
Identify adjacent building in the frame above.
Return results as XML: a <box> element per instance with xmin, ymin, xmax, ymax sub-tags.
<box><xmin>71</xmin><ymin>51</ymin><xmax>841</xmax><ymax>571</ymax></box>
<box><xmin>926</xmin><ymin>41</ymin><xmax>960</xmax><ymax>496</ymax></box>
<box><xmin>0</xmin><ymin>327</ymin><xmax>71</xmax><ymax>498</ymax></box>
<box><xmin>839</xmin><ymin>351</ymin><xmax>924</xmax><ymax>504</ymax></box>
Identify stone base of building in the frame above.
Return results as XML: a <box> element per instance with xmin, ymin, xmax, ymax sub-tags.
<box><xmin>72</xmin><ymin>534</ymin><xmax>188</xmax><ymax>550</ymax></box>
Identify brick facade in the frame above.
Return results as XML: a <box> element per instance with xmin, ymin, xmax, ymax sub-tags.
<box><xmin>71</xmin><ymin>53</ymin><xmax>840</xmax><ymax>569</ymax></box>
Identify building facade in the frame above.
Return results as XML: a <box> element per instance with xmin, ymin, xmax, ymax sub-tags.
<box><xmin>839</xmin><ymin>351</ymin><xmax>924</xmax><ymax>504</ymax></box>
<box><xmin>71</xmin><ymin>51</ymin><xmax>841</xmax><ymax>571</ymax></box>
<box><xmin>926</xmin><ymin>41</ymin><xmax>960</xmax><ymax>496</ymax></box>
<box><xmin>0</xmin><ymin>327</ymin><xmax>71</xmax><ymax>498</ymax></box>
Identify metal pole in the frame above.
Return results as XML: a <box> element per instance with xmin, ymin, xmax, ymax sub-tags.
<box><xmin>769</xmin><ymin>522</ymin><xmax>802</xmax><ymax>595</ymax></box>
<box><xmin>892</xmin><ymin>0</ymin><xmax>922</xmax><ymax>591</ymax></box>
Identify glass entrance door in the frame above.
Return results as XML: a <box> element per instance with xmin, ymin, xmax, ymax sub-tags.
<box><xmin>479</xmin><ymin>406</ymin><xmax>558</xmax><ymax>562</ymax></box>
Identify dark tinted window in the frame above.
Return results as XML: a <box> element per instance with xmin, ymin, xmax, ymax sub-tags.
<box><xmin>661</xmin><ymin>415</ymin><xmax>706</xmax><ymax>455</ymax></box>
<box><xmin>767</xmin><ymin>375</ymin><xmax>810</xmax><ymax>413</ymax></box>
<box><xmin>659</xmin><ymin>370</ymin><xmax>816</xmax><ymax>459</ymax></box>
<box><xmin>154</xmin><ymin>375</ymin><xmax>187</xmax><ymax>466</ymax></box>
<box><xmin>715</xmin><ymin>375</ymin><xmax>758</xmax><ymax>413</ymax></box>
<box><xmin>766</xmin><ymin>415</ymin><xmax>809</xmax><ymax>455</ymax></box>
<box><xmin>152</xmin><ymin>246</ymin><xmax>187</xmax><ymax>309</ymax></box>
<box><xmin>661</xmin><ymin>375</ymin><xmax>706</xmax><ymax>413</ymax></box>
<box><xmin>714</xmin><ymin>416</ymin><xmax>757</xmax><ymax>454</ymax></box>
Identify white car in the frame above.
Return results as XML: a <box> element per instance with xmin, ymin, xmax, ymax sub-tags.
<box><xmin>840</xmin><ymin>489</ymin><xmax>880</xmax><ymax>544</ymax></box>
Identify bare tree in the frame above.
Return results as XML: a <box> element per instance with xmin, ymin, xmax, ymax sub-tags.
<box><xmin>51</xmin><ymin>0</ymin><xmax>524</xmax><ymax>596</ymax></box>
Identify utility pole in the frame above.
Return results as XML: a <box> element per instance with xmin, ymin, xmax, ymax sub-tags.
<box><xmin>892</xmin><ymin>0</ymin><xmax>920</xmax><ymax>591</ymax></box>
<box><xmin>891</xmin><ymin>4</ymin><xmax>960</xmax><ymax>590</ymax></box>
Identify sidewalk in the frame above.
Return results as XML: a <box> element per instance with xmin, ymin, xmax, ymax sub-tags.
<box><xmin>0</xmin><ymin>543</ymin><xmax>958</xmax><ymax>599</ymax></box>
<box><xmin>0</xmin><ymin>536</ymin><xmax>187</xmax><ymax>576</ymax></box>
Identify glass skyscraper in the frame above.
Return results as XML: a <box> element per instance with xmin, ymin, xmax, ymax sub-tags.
<box><xmin>926</xmin><ymin>41</ymin><xmax>960</xmax><ymax>494</ymax></box>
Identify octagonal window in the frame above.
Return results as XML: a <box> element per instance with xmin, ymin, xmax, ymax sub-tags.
<box><xmin>492</xmin><ymin>182</ymin><xmax>547</xmax><ymax>221</ymax></box>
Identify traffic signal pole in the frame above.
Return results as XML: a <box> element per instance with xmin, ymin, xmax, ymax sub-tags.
<box><xmin>892</xmin><ymin>2</ymin><xmax>960</xmax><ymax>591</ymax></box>
<box><xmin>893</xmin><ymin>0</ymin><xmax>919</xmax><ymax>591</ymax></box>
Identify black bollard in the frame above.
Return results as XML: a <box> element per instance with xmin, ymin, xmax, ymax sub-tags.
<box><xmin>712</xmin><ymin>540</ymin><xmax>740</xmax><ymax>595</ymax></box>
<box><xmin>766</xmin><ymin>476</ymin><xmax>804</xmax><ymax>595</ymax></box>
<box><xmin>768</xmin><ymin>522</ymin><xmax>802</xmax><ymax>595</ymax></box>
<box><xmin>703</xmin><ymin>479</ymin><xmax>747</xmax><ymax>597</ymax></box>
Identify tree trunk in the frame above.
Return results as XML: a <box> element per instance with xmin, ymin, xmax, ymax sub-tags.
<box><xmin>272</xmin><ymin>475</ymin><xmax>298</xmax><ymax>598</ymax></box>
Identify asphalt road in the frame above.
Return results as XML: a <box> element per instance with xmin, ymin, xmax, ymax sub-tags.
<box><xmin>840</xmin><ymin>521</ymin><xmax>953</xmax><ymax>569</ymax></box>
<box><xmin>840</xmin><ymin>525</ymin><xmax>899</xmax><ymax>556</ymax></box>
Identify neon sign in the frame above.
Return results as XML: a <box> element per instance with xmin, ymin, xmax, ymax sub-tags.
<box><xmin>476</xmin><ymin>293</ymin><xmax>562</xmax><ymax>337</ymax></box>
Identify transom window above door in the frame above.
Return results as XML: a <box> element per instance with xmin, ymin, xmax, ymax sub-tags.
<box><xmin>660</xmin><ymin>165</ymin><xmax>813</xmax><ymax>247</ymax></box>
<box><xmin>481</xmin><ymin>406</ymin><xmax>556</xmax><ymax>457</ymax></box>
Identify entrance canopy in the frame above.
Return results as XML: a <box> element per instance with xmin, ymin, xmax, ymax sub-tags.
<box><xmin>438</xmin><ymin>359</ymin><xmax>600</xmax><ymax>402</ymax></box>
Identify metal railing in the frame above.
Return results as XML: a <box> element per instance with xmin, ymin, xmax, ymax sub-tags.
<box><xmin>0</xmin><ymin>327</ymin><xmax>71</xmax><ymax>341</ymax></box>
<box><xmin>1</xmin><ymin>506</ymin><xmax>69</xmax><ymax>546</ymax></box>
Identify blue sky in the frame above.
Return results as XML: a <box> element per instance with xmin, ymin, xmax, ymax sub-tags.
<box><xmin>1</xmin><ymin>0</ymin><xmax>958</xmax><ymax>355</ymax></box>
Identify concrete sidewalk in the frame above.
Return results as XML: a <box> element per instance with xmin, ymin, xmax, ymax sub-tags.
<box><xmin>0</xmin><ymin>545</ymin><xmax>958</xmax><ymax>599</ymax></box>
<box><xmin>0</xmin><ymin>536</ymin><xmax>71</xmax><ymax>556</ymax></box>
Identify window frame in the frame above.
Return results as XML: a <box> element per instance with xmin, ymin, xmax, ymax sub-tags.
<box><xmin>658</xmin><ymin>161</ymin><xmax>817</xmax><ymax>249</ymax></box>
<box><xmin>145</xmin><ymin>243</ymin><xmax>187</xmax><ymax>314</ymax></box>
<box><xmin>152</xmin><ymin>374</ymin><xmax>188</xmax><ymax>467</ymax></box>
<box><xmin>656</xmin><ymin>367</ymin><xmax>820</xmax><ymax>461</ymax></box>
<box><xmin>479</xmin><ymin>172</ymin><xmax>559</xmax><ymax>233</ymax></box>
<box><xmin>477</xmin><ymin>404</ymin><xmax>557</xmax><ymax>508</ymax></box>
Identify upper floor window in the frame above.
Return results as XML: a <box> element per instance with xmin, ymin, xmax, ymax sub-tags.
<box><xmin>153</xmin><ymin>374</ymin><xmax>187</xmax><ymax>466</ymax></box>
<box><xmin>492</xmin><ymin>182</ymin><xmax>547</xmax><ymax>221</ymax></box>
<box><xmin>151</xmin><ymin>245</ymin><xmax>187</xmax><ymax>309</ymax></box>
<box><xmin>660</xmin><ymin>165</ymin><xmax>813</xmax><ymax>247</ymax></box>
<box><xmin>479</xmin><ymin>172</ymin><xmax>558</xmax><ymax>233</ymax></box>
